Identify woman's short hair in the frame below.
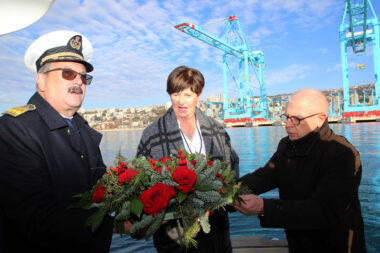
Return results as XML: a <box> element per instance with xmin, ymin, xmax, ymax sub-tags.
<box><xmin>167</xmin><ymin>66</ymin><xmax>204</xmax><ymax>95</ymax></box>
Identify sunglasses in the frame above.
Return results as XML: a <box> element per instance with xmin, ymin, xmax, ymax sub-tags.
<box><xmin>43</xmin><ymin>68</ymin><xmax>93</xmax><ymax>85</ymax></box>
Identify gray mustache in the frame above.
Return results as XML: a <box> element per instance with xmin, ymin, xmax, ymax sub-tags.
<box><xmin>68</xmin><ymin>86</ymin><xmax>83</xmax><ymax>94</ymax></box>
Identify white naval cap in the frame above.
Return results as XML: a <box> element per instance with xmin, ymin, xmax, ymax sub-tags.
<box><xmin>24</xmin><ymin>30</ymin><xmax>94</xmax><ymax>74</ymax></box>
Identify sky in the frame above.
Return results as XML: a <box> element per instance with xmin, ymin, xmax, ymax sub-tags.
<box><xmin>0</xmin><ymin>0</ymin><xmax>379</xmax><ymax>112</ymax></box>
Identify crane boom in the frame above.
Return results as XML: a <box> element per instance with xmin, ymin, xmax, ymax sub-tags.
<box><xmin>174</xmin><ymin>15</ymin><xmax>269</xmax><ymax>121</ymax></box>
<box><xmin>174</xmin><ymin>22</ymin><xmax>243</xmax><ymax>59</ymax></box>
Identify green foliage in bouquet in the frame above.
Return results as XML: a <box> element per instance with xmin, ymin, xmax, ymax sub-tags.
<box><xmin>73</xmin><ymin>149</ymin><xmax>247</xmax><ymax>248</ymax></box>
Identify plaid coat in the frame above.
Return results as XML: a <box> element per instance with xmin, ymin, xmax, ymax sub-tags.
<box><xmin>136</xmin><ymin>107</ymin><xmax>239</xmax><ymax>253</ymax></box>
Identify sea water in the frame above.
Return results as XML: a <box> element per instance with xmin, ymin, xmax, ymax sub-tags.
<box><xmin>100</xmin><ymin>122</ymin><xmax>380</xmax><ymax>253</ymax></box>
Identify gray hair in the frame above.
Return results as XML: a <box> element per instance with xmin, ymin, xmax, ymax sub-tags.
<box><xmin>36</xmin><ymin>62</ymin><xmax>52</xmax><ymax>90</ymax></box>
<box><xmin>37</xmin><ymin>62</ymin><xmax>51</xmax><ymax>74</ymax></box>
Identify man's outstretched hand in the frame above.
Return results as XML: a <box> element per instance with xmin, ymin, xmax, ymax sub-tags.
<box><xmin>234</xmin><ymin>194</ymin><xmax>264</xmax><ymax>215</ymax></box>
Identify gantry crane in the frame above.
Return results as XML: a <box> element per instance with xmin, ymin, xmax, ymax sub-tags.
<box><xmin>174</xmin><ymin>15</ymin><xmax>269</xmax><ymax>121</ymax></box>
<box><xmin>328</xmin><ymin>93</ymin><xmax>343</xmax><ymax>117</ymax></box>
<box><xmin>340</xmin><ymin>0</ymin><xmax>380</xmax><ymax>113</ymax></box>
<box><xmin>268</xmin><ymin>97</ymin><xmax>288</xmax><ymax>120</ymax></box>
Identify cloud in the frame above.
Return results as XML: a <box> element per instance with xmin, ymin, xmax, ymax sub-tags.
<box><xmin>326</xmin><ymin>62</ymin><xmax>365</xmax><ymax>72</ymax></box>
<box><xmin>266</xmin><ymin>64</ymin><xmax>311</xmax><ymax>87</ymax></box>
<box><xmin>326</xmin><ymin>63</ymin><xmax>342</xmax><ymax>72</ymax></box>
<box><xmin>0</xmin><ymin>0</ymin><xmax>373</xmax><ymax>111</ymax></box>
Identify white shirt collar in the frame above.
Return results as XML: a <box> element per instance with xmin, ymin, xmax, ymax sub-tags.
<box><xmin>178</xmin><ymin>119</ymin><xmax>206</xmax><ymax>156</ymax></box>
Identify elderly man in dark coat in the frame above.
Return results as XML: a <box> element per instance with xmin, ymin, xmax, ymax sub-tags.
<box><xmin>0</xmin><ymin>31</ymin><xmax>130</xmax><ymax>253</ymax></box>
<box><xmin>234</xmin><ymin>88</ymin><xmax>366</xmax><ymax>253</ymax></box>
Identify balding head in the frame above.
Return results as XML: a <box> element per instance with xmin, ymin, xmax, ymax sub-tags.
<box><xmin>288</xmin><ymin>88</ymin><xmax>329</xmax><ymax>116</ymax></box>
<box><xmin>285</xmin><ymin>88</ymin><xmax>328</xmax><ymax>140</ymax></box>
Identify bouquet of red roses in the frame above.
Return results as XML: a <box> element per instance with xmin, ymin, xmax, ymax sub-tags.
<box><xmin>74</xmin><ymin>149</ymin><xmax>244</xmax><ymax>248</ymax></box>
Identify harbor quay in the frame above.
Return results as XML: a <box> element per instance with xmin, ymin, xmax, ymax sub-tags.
<box><xmin>81</xmin><ymin>84</ymin><xmax>379</xmax><ymax>131</ymax></box>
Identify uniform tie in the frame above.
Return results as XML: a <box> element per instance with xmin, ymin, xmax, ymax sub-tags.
<box><xmin>65</xmin><ymin>117</ymin><xmax>86</xmax><ymax>155</ymax></box>
<box><xmin>65</xmin><ymin>117</ymin><xmax>79</xmax><ymax>132</ymax></box>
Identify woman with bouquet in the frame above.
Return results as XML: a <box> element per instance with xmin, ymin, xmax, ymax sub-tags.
<box><xmin>136</xmin><ymin>66</ymin><xmax>239</xmax><ymax>253</ymax></box>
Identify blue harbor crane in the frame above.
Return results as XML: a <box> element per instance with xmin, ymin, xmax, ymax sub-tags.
<box><xmin>174</xmin><ymin>15</ymin><xmax>269</xmax><ymax>122</ymax></box>
<box><xmin>328</xmin><ymin>92</ymin><xmax>343</xmax><ymax>117</ymax></box>
<box><xmin>204</xmin><ymin>101</ymin><xmax>223</xmax><ymax>120</ymax></box>
<box><xmin>268</xmin><ymin>97</ymin><xmax>288</xmax><ymax>120</ymax></box>
<box><xmin>340</xmin><ymin>0</ymin><xmax>380</xmax><ymax>114</ymax></box>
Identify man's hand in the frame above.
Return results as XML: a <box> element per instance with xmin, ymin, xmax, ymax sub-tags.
<box><xmin>234</xmin><ymin>194</ymin><xmax>264</xmax><ymax>215</ymax></box>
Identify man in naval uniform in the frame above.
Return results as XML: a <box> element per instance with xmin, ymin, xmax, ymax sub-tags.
<box><xmin>0</xmin><ymin>31</ymin><xmax>127</xmax><ymax>252</ymax></box>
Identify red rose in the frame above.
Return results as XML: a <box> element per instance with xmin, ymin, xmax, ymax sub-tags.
<box><xmin>152</xmin><ymin>165</ymin><xmax>171</xmax><ymax>174</ymax></box>
<box><xmin>216</xmin><ymin>172</ymin><xmax>226</xmax><ymax>185</ymax></box>
<box><xmin>149</xmin><ymin>158</ymin><xmax>158</xmax><ymax>165</ymax></box>
<box><xmin>159</xmin><ymin>157</ymin><xmax>172</xmax><ymax>164</ymax></box>
<box><xmin>92</xmin><ymin>184</ymin><xmax>106</xmax><ymax>203</ymax></box>
<box><xmin>153</xmin><ymin>166</ymin><xmax>162</xmax><ymax>173</ymax></box>
<box><xmin>172</xmin><ymin>167</ymin><xmax>197</xmax><ymax>193</ymax></box>
<box><xmin>190</xmin><ymin>160</ymin><xmax>197</xmax><ymax>167</ymax></box>
<box><xmin>207</xmin><ymin>160</ymin><xmax>214</xmax><ymax>167</ymax></box>
<box><xmin>118</xmin><ymin>170</ymin><xmax>138</xmax><ymax>185</ymax></box>
<box><xmin>179</xmin><ymin>159</ymin><xmax>187</xmax><ymax>165</ymax></box>
<box><xmin>139</xmin><ymin>183</ymin><xmax>175</xmax><ymax>216</ymax></box>
<box><xmin>115</xmin><ymin>165</ymin><xmax>126</xmax><ymax>175</ymax></box>
<box><xmin>176</xmin><ymin>165</ymin><xmax>189</xmax><ymax>170</ymax></box>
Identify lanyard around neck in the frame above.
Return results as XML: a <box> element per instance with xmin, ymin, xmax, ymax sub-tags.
<box><xmin>179</xmin><ymin>121</ymin><xmax>203</xmax><ymax>154</ymax></box>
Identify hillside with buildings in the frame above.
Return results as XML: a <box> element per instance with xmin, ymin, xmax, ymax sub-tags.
<box><xmin>79</xmin><ymin>84</ymin><xmax>376</xmax><ymax>130</ymax></box>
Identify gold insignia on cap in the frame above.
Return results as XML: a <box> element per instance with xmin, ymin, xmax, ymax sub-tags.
<box><xmin>2</xmin><ymin>104</ymin><xmax>36</xmax><ymax>117</ymax></box>
<box><xmin>70</xmin><ymin>36</ymin><xmax>82</xmax><ymax>50</ymax></box>
<box><xmin>40</xmin><ymin>52</ymin><xmax>84</xmax><ymax>66</ymax></box>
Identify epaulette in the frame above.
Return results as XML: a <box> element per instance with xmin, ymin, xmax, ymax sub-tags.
<box><xmin>2</xmin><ymin>104</ymin><xmax>36</xmax><ymax>117</ymax></box>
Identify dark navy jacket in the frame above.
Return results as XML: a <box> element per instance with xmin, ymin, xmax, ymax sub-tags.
<box><xmin>0</xmin><ymin>92</ymin><xmax>113</xmax><ymax>253</ymax></box>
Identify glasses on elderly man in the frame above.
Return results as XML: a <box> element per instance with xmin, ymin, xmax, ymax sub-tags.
<box><xmin>43</xmin><ymin>68</ymin><xmax>93</xmax><ymax>85</ymax></box>
<box><xmin>280</xmin><ymin>113</ymin><xmax>323</xmax><ymax>126</ymax></box>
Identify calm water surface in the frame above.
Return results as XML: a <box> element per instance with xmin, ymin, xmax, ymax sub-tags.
<box><xmin>100</xmin><ymin>122</ymin><xmax>380</xmax><ymax>253</ymax></box>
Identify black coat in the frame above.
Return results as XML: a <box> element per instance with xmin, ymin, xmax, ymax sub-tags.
<box><xmin>240</xmin><ymin>121</ymin><xmax>366</xmax><ymax>253</ymax></box>
<box><xmin>0</xmin><ymin>92</ymin><xmax>113</xmax><ymax>253</ymax></box>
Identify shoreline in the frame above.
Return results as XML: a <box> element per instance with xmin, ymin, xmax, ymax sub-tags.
<box><xmin>99</xmin><ymin>127</ymin><xmax>144</xmax><ymax>132</ymax></box>
<box><xmin>98</xmin><ymin>119</ymin><xmax>380</xmax><ymax>132</ymax></box>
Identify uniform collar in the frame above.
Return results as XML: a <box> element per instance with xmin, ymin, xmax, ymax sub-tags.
<box><xmin>28</xmin><ymin>92</ymin><xmax>84</xmax><ymax>130</ymax></box>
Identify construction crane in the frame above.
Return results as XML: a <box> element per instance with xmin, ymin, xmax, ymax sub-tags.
<box><xmin>174</xmin><ymin>15</ymin><xmax>269</xmax><ymax>122</ymax></box>
<box><xmin>340</xmin><ymin>0</ymin><xmax>380</xmax><ymax>113</ymax></box>
<box><xmin>267</xmin><ymin>97</ymin><xmax>287</xmax><ymax>120</ymax></box>
<box><xmin>328</xmin><ymin>93</ymin><xmax>343</xmax><ymax>117</ymax></box>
